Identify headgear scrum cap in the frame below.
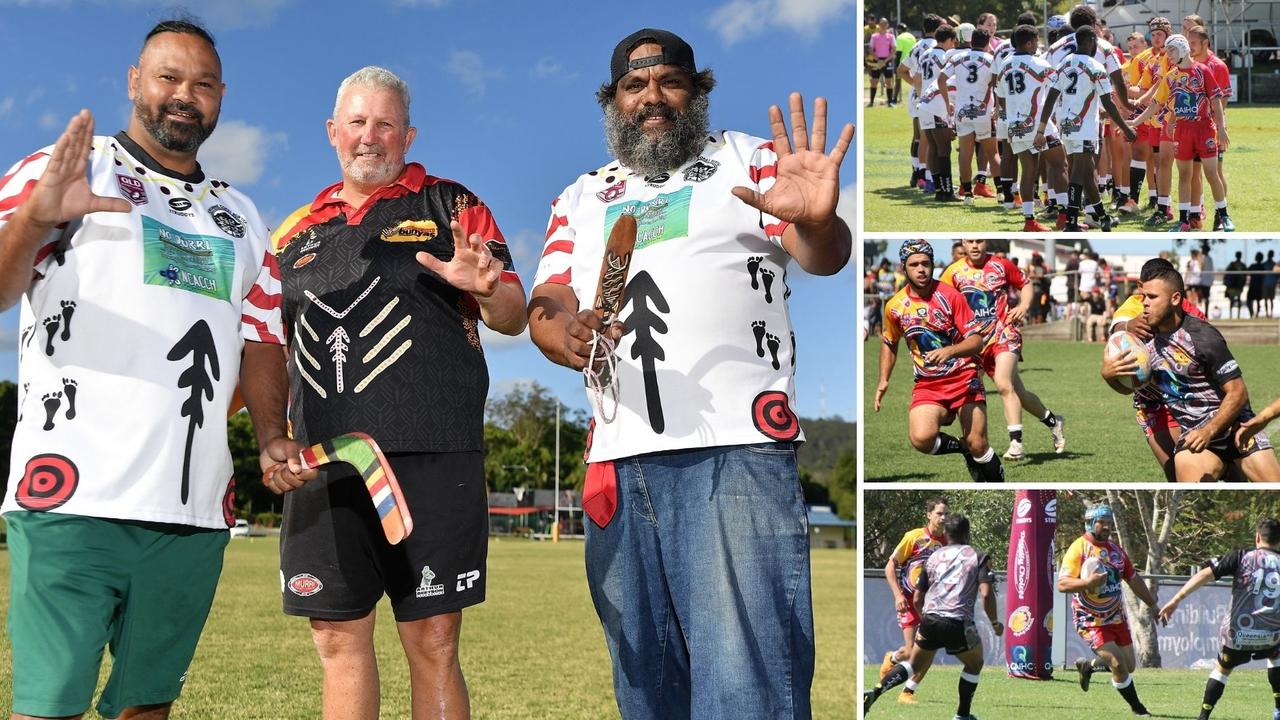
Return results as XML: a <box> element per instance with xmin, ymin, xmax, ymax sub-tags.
<box><xmin>1085</xmin><ymin>504</ymin><xmax>1114</xmax><ymax>531</ymax></box>
<box><xmin>899</xmin><ymin>240</ymin><xmax>934</xmax><ymax>264</ymax></box>
<box><xmin>610</xmin><ymin>28</ymin><xmax>697</xmax><ymax>86</ymax></box>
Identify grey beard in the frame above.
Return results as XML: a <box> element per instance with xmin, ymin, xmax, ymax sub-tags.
<box><xmin>603</xmin><ymin>93</ymin><xmax>711</xmax><ymax>177</ymax></box>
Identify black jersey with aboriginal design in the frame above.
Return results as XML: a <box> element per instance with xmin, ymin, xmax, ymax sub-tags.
<box><xmin>1145</xmin><ymin>314</ymin><xmax>1258</xmax><ymax>434</ymax></box>
<box><xmin>1208</xmin><ymin>547</ymin><xmax>1280</xmax><ymax>650</ymax></box>
<box><xmin>272</xmin><ymin>163</ymin><xmax>519</xmax><ymax>452</ymax></box>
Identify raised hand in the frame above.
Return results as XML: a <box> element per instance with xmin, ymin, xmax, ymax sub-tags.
<box><xmin>416</xmin><ymin>219</ymin><xmax>503</xmax><ymax>297</ymax></box>
<box><xmin>731</xmin><ymin>93</ymin><xmax>854</xmax><ymax>231</ymax></box>
<box><xmin>25</xmin><ymin>110</ymin><xmax>131</xmax><ymax>227</ymax></box>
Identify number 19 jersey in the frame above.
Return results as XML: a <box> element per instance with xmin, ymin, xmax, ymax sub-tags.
<box><xmin>1208</xmin><ymin>547</ymin><xmax>1280</xmax><ymax>651</ymax></box>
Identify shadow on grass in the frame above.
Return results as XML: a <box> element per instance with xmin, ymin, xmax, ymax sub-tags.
<box><xmin>865</xmin><ymin>472</ymin><xmax>943</xmax><ymax>482</ymax></box>
<box><xmin>1015</xmin><ymin>451</ymin><xmax>1093</xmax><ymax>467</ymax></box>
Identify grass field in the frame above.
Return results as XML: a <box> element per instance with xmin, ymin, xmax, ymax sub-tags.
<box><xmin>862</xmin><ymin>664</ymin><xmax>1277</xmax><ymax>719</ymax></box>
<box><xmin>0</xmin><ymin>538</ymin><xmax>854</xmax><ymax>719</ymax></box>
<box><xmin>863</xmin><ymin>338</ymin><xmax>1280</xmax><ymax>481</ymax></box>
<box><xmin>861</xmin><ymin>104</ymin><xmax>1280</xmax><ymax>233</ymax></box>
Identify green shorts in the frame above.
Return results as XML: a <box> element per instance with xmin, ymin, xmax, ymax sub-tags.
<box><xmin>5</xmin><ymin>512</ymin><xmax>228</xmax><ymax>718</ymax></box>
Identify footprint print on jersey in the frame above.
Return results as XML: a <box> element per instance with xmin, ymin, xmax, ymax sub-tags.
<box><xmin>62</xmin><ymin>378</ymin><xmax>78</xmax><ymax>420</ymax></box>
<box><xmin>41</xmin><ymin>391</ymin><xmax>62</xmax><ymax>431</ymax></box>
<box><xmin>765</xmin><ymin>333</ymin><xmax>781</xmax><ymax>370</ymax></box>
<box><xmin>751</xmin><ymin>320</ymin><xmax>768</xmax><ymax>357</ymax></box>
<box><xmin>42</xmin><ymin>315</ymin><xmax>60</xmax><ymax>356</ymax></box>
<box><xmin>790</xmin><ymin>331</ymin><xmax>796</xmax><ymax>368</ymax></box>
<box><xmin>60</xmin><ymin>301</ymin><xmax>76</xmax><ymax>341</ymax></box>
<box><xmin>18</xmin><ymin>382</ymin><xmax>28</xmax><ymax>422</ymax></box>
<box><xmin>759</xmin><ymin>268</ymin><xmax>775</xmax><ymax>303</ymax></box>
<box><xmin>747</xmin><ymin>256</ymin><xmax>764</xmax><ymax>289</ymax></box>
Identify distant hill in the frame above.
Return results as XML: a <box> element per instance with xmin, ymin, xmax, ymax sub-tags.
<box><xmin>797</xmin><ymin>416</ymin><xmax>855</xmax><ymax>485</ymax></box>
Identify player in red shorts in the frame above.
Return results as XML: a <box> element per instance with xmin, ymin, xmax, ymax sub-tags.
<box><xmin>1059</xmin><ymin>505</ymin><xmax>1163</xmax><ymax>717</ymax></box>
<box><xmin>876</xmin><ymin>241</ymin><xmax>1004</xmax><ymax>481</ymax></box>
<box><xmin>879</xmin><ymin>497</ymin><xmax>949</xmax><ymax>703</ymax></box>
<box><xmin>1188</xmin><ymin>26</ymin><xmax>1233</xmax><ymax>229</ymax></box>
<box><xmin>1132</xmin><ymin>34</ymin><xmax>1232</xmax><ymax>231</ymax></box>
<box><xmin>940</xmin><ymin>238</ymin><xmax>1065</xmax><ymax>460</ymax></box>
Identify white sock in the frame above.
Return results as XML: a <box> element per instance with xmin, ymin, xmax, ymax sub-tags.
<box><xmin>960</xmin><ymin>671</ymin><xmax>982</xmax><ymax>684</ymax></box>
<box><xmin>1216</xmin><ymin>199</ymin><xmax>1228</xmax><ymax>209</ymax></box>
<box><xmin>1112</xmin><ymin>674</ymin><xmax>1132</xmax><ymax>689</ymax></box>
<box><xmin>974</xmin><ymin>447</ymin><xmax>995</xmax><ymax>463</ymax></box>
<box><xmin>905</xmin><ymin>679</ymin><xmax>920</xmax><ymax>691</ymax></box>
<box><xmin>1209</xmin><ymin>668</ymin><xmax>1229</xmax><ymax>683</ymax></box>
<box><xmin>1179</xmin><ymin>202</ymin><xmax>1191</xmax><ymax>212</ymax></box>
<box><xmin>1023</xmin><ymin>201</ymin><xmax>1035</xmax><ymax>217</ymax></box>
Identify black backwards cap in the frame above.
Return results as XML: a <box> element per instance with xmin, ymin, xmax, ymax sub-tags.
<box><xmin>609</xmin><ymin>28</ymin><xmax>697</xmax><ymax>85</ymax></box>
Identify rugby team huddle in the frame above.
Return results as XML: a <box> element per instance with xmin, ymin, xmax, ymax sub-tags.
<box><xmin>892</xmin><ymin>6</ymin><xmax>1235</xmax><ymax>233</ymax></box>
<box><xmin>876</xmin><ymin>240</ymin><xmax>1280</xmax><ymax>482</ymax></box>
<box><xmin>865</xmin><ymin>500</ymin><xmax>1280</xmax><ymax>720</ymax></box>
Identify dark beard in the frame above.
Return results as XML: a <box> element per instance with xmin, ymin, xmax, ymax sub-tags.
<box><xmin>133</xmin><ymin>96</ymin><xmax>217</xmax><ymax>153</ymax></box>
<box><xmin>603</xmin><ymin>92</ymin><xmax>710</xmax><ymax>177</ymax></box>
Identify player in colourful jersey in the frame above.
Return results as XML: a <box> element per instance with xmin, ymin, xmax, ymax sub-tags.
<box><xmin>1105</xmin><ymin>258</ymin><xmax>1218</xmax><ymax>480</ymax></box>
<box><xmin>877</xmin><ymin>241</ymin><xmax>1004</xmax><ymax>481</ymax></box>
<box><xmin>1133</xmin><ymin>34</ymin><xmax>1232</xmax><ymax>231</ymax></box>
<box><xmin>1188</xmin><ymin>26</ymin><xmax>1233</xmax><ymax>229</ymax></box>
<box><xmin>1123</xmin><ymin>20</ymin><xmax>1169</xmax><ymax>216</ymax></box>
<box><xmin>996</xmin><ymin>24</ymin><xmax>1069</xmax><ymax>231</ymax></box>
<box><xmin>939</xmin><ymin>29</ymin><xmax>997</xmax><ymax>201</ymax></box>
<box><xmin>879</xmin><ymin>497</ymin><xmax>949</xmax><ymax>702</ymax></box>
<box><xmin>866</xmin><ymin>514</ymin><xmax>1002</xmax><ymax>720</ymax></box>
<box><xmin>941</xmin><ymin>238</ymin><xmax>1065</xmax><ymax>460</ymax></box>
<box><xmin>1159</xmin><ymin>517</ymin><xmax>1280</xmax><ymax>720</ymax></box>
<box><xmin>1105</xmin><ymin>263</ymin><xmax>1279</xmax><ymax>480</ymax></box>
<box><xmin>1037</xmin><ymin>26</ymin><xmax>1137</xmax><ymax>232</ymax></box>
<box><xmin>1059</xmin><ymin>505</ymin><xmax>1161</xmax><ymax>717</ymax></box>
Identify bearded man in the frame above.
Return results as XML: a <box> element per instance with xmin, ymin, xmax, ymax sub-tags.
<box><xmin>527</xmin><ymin>27</ymin><xmax>852</xmax><ymax>720</ymax></box>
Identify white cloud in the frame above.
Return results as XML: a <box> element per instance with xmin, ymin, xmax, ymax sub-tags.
<box><xmin>392</xmin><ymin>0</ymin><xmax>449</xmax><ymax>6</ymax></box>
<box><xmin>199</xmin><ymin>119</ymin><xmax>288</xmax><ymax>186</ymax></box>
<box><xmin>26</xmin><ymin>87</ymin><xmax>46</xmax><ymax>104</ymax></box>
<box><xmin>38</xmin><ymin>112</ymin><xmax>59</xmax><ymax>130</ymax></box>
<box><xmin>531</xmin><ymin>56</ymin><xmax>578</xmax><ymax>82</ymax></box>
<box><xmin>0</xmin><ymin>0</ymin><xmax>291</xmax><ymax>29</ymax></box>
<box><xmin>0</xmin><ymin>97</ymin><xmax>14</xmax><ymax>118</ymax></box>
<box><xmin>710</xmin><ymin>0</ymin><xmax>854</xmax><ymax>44</ymax></box>
<box><xmin>447</xmin><ymin>51</ymin><xmax>503</xmax><ymax>98</ymax></box>
<box><xmin>479</xmin><ymin>324</ymin><xmax>530</xmax><ymax>351</ymax></box>
<box><xmin>836</xmin><ymin>181</ymin><xmax>855</xmax><ymax>225</ymax></box>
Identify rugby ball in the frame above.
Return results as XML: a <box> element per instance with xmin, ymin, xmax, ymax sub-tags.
<box><xmin>1081</xmin><ymin>556</ymin><xmax>1103</xmax><ymax>579</ymax></box>
<box><xmin>1104</xmin><ymin>331</ymin><xmax>1152</xmax><ymax>392</ymax></box>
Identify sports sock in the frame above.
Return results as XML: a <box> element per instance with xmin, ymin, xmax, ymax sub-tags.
<box><xmin>1067</xmin><ymin>183</ymin><xmax>1083</xmax><ymax>221</ymax></box>
<box><xmin>1023</xmin><ymin>200</ymin><xmax>1035</xmax><ymax>218</ymax></box>
<box><xmin>1159</xmin><ymin>196</ymin><xmax>1171</xmax><ymax>211</ymax></box>
<box><xmin>1179</xmin><ymin>202</ymin><xmax>1190</xmax><ymax>224</ymax></box>
<box><xmin>973</xmin><ymin>448</ymin><xmax>1004</xmax><ymax>481</ymax></box>
<box><xmin>1216</xmin><ymin>199</ymin><xmax>1228</xmax><ymax>211</ymax></box>
<box><xmin>932</xmin><ymin>433</ymin><xmax>966</xmax><ymax>455</ymax></box>
<box><xmin>1268</xmin><ymin>660</ymin><xmax>1280</xmax><ymax>708</ymax></box>
<box><xmin>904</xmin><ymin>679</ymin><xmax>920</xmax><ymax>692</ymax></box>
<box><xmin>878</xmin><ymin>660</ymin><xmax>914</xmax><ymax>694</ymax></box>
<box><xmin>1090</xmin><ymin>658</ymin><xmax>1109</xmax><ymax>672</ymax></box>
<box><xmin>911</xmin><ymin>139</ymin><xmax>920</xmax><ymax>160</ymax></box>
<box><xmin>1041</xmin><ymin>410</ymin><xmax>1058</xmax><ymax>427</ymax></box>
<box><xmin>1113</xmin><ymin>674</ymin><xmax>1144</xmax><ymax>711</ymax></box>
<box><xmin>1009</xmin><ymin>425</ymin><xmax>1023</xmax><ymax>442</ymax></box>
<box><xmin>1090</xmin><ymin>201</ymin><xmax>1106</xmax><ymax>220</ymax></box>
<box><xmin>1130</xmin><ymin>163</ymin><xmax>1146</xmax><ymax>199</ymax></box>
<box><xmin>962</xmin><ymin>181</ymin><xmax>973</xmax><ymax>194</ymax></box>
<box><xmin>870</xmin><ymin>87</ymin><xmax>878</xmax><ymax>104</ymax></box>
<box><xmin>957</xmin><ymin>671</ymin><xmax>980</xmax><ymax>716</ymax></box>
<box><xmin>976</xmin><ymin>173</ymin><xmax>987</xmax><ymax>185</ymax></box>
<box><xmin>1199</xmin><ymin>669</ymin><xmax>1227</xmax><ymax>718</ymax></box>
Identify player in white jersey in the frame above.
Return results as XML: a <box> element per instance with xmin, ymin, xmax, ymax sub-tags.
<box><xmin>529</xmin><ymin>28</ymin><xmax>853</xmax><ymax>719</ymax></box>
<box><xmin>940</xmin><ymin>28</ymin><xmax>998</xmax><ymax>202</ymax></box>
<box><xmin>997</xmin><ymin>25</ymin><xmax>1068</xmax><ymax>231</ymax></box>
<box><xmin>865</xmin><ymin>514</ymin><xmax>1002</xmax><ymax>720</ymax></box>
<box><xmin>1037</xmin><ymin>26</ymin><xmax>1136</xmax><ymax>231</ymax></box>
<box><xmin>1159</xmin><ymin>517</ymin><xmax>1280</xmax><ymax>720</ymax></box>
<box><xmin>899</xmin><ymin>15</ymin><xmax>944</xmax><ymax>190</ymax></box>
<box><xmin>919</xmin><ymin>26</ymin><xmax>961</xmax><ymax>201</ymax></box>
<box><xmin>991</xmin><ymin>11</ymin><xmax>1038</xmax><ymax>210</ymax></box>
<box><xmin>0</xmin><ymin>18</ymin><xmax>306</xmax><ymax>720</ymax></box>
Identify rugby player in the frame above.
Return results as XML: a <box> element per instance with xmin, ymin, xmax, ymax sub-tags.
<box><xmin>1188</xmin><ymin>26</ymin><xmax>1233</xmax><ymax>228</ymax></box>
<box><xmin>1103</xmin><ymin>264</ymin><xmax>1279</xmax><ymax>480</ymax></box>
<box><xmin>865</xmin><ymin>514</ymin><xmax>1002</xmax><ymax>720</ymax></box>
<box><xmin>1159</xmin><ymin>516</ymin><xmax>1280</xmax><ymax>720</ymax></box>
<box><xmin>991</xmin><ymin>12</ymin><xmax>1039</xmax><ymax>211</ymax></box>
<box><xmin>939</xmin><ymin>28</ymin><xmax>998</xmax><ymax>202</ymax></box>
<box><xmin>1132</xmin><ymin>34</ymin><xmax>1232</xmax><ymax>232</ymax></box>
<box><xmin>900</xmin><ymin>15</ymin><xmax>944</xmax><ymax>190</ymax></box>
<box><xmin>1238</xmin><ymin>396</ymin><xmax>1280</xmax><ymax>450</ymax></box>
<box><xmin>940</xmin><ymin>238</ymin><xmax>1065</xmax><ymax>460</ymax></box>
<box><xmin>918</xmin><ymin>26</ymin><xmax>962</xmax><ymax>202</ymax></box>
<box><xmin>1126</xmin><ymin>19</ymin><xmax>1171</xmax><ymax>218</ymax></box>
<box><xmin>876</xmin><ymin>241</ymin><xmax>1004</xmax><ymax>481</ymax></box>
<box><xmin>879</xmin><ymin>497</ymin><xmax>949</xmax><ymax>703</ymax></box>
<box><xmin>996</xmin><ymin>24</ymin><xmax>1068</xmax><ymax>231</ymax></box>
<box><xmin>1059</xmin><ymin>505</ymin><xmax>1161</xmax><ymax>717</ymax></box>
<box><xmin>1036</xmin><ymin>26</ymin><xmax>1137</xmax><ymax>232</ymax></box>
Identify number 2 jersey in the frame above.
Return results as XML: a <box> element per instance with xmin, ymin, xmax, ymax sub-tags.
<box><xmin>918</xmin><ymin>543</ymin><xmax>995</xmax><ymax>623</ymax></box>
<box><xmin>1061</xmin><ymin>534</ymin><xmax>1135</xmax><ymax>628</ymax></box>
<box><xmin>1052</xmin><ymin>54</ymin><xmax>1114</xmax><ymax>139</ymax></box>
<box><xmin>882</xmin><ymin>280</ymin><xmax>981</xmax><ymax>380</ymax></box>
<box><xmin>1208</xmin><ymin>547</ymin><xmax>1280</xmax><ymax>650</ymax></box>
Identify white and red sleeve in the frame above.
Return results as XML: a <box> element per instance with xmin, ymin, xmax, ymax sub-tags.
<box><xmin>0</xmin><ymin>148</ymin><xmax>69</xmax><ymax>278</ymax></box>
<box><xmin>749</xmin><ymin>141</ymin><xmax>789</xmax><ymax>247</ymax></box>
<box><xmin>533</xmin><ymin>190</ymin><xmax>576</xmax><ymax>289</ymax></box>
<box><xmin>458</xmin><ymin>202</ymin><xmax>522</xmax><ymax>289</ymax></box>
<box><xmin>241</xmin><ymin>248</ymin><xmax>285</xmax><ymax>345</ymax></box>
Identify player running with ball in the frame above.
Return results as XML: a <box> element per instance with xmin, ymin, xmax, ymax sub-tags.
<box><xmin>876</xmin><ymin>241</ymin><xmax>1004</xmax><ymax>481</ymax></box>
<box><xmin>1159</xmin><ymin>516</ymin><xmax>1280</xmax><ymax>720</ymax></box>
<box><xmin>1059</xmin><ymin>504</ymin><xmax>1162</xmax><ymax>717</ymax></box>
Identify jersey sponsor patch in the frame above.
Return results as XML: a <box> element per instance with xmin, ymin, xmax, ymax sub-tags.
<box><xmin>142</xmin><ymin>216</ymin><xmax>236</xmax><ymax>303</ymax></box>
<box><xmin>1218</xmin><ymin>360</ymin><xmax>1239</xmax><ymax>377</ymax></box>
<box><xmin>604</xmin><ymin>186</ymin><xmax>692</xmax><ymax>250</ymax></box>
<box><xmin>381</xmin><ymin>219</ymin><xmax>438</xmax><ymax>243</ymax></box>
<box><xmin>209</xmin><ymin>204</ymin><xmax>246</xmax><ymax>239</ymax></box>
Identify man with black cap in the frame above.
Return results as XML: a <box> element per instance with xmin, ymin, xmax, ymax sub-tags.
<box><xmin>528</xmin><ymin>27</ymin><xmax>852</xmax><ymax>720</ymax></box>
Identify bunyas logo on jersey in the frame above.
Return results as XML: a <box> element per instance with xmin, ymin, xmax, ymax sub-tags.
<box><xmin>382</xmin><ymin>219</ymin><xmax>438</xmax><ymax>243</ymax></box>
<box><xmin>288</xmin><ymin>573</ymin><xmax>323</xmax><ymax>596</ymax></box>
<box><xmin>293</xmin><ymin>253</ymin><xmax>317</xmax><ymax>269</ymax></box>
<box><xmin>604</xmin><ymin>186</ymin><xmax>692</xmax><ymax>250</ymax></box>
<box><xmin>209</xmin><ymin>205</ymin><xmax>246</xmax><ymax>238</ymax></box>
<box><xmin>141</xmin><ymin>217</ymin><xmax>235</xmax><ymax>303</ymax></box>
<box><xmin>116</xmin><ymin>174</ymin><xmax>148</xmax><ymax>205</ymax></box>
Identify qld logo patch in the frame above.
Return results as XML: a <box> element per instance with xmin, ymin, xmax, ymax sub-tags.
<box><xmin>288</xmin><ymin>573</ymin><xmax>323</xmax><ymax>596</ymax></box>
<box><xmin>116</xmin><ymin>174</ymin><xmax>148</xmax><ymax>205</ymax></box>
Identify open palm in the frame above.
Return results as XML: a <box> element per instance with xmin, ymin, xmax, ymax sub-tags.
<box><xmin>26</xmin><ymin>109</ymin><xmax>130</xmax><ymax>226</ymax></box>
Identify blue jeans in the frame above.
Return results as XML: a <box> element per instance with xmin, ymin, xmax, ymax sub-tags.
<box><xmin>585</xmin><ymin>443</ymin><xmax>814</xmax><ymax>720</ymax></box>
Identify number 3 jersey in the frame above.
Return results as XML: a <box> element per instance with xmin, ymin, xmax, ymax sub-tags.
<box><xmin>1208</xmin><ymin>547</ymin><xmax>1280</xmax><ymax>650</ymax></box>
<box><xmin>0</xmin><ymin>133</ymin><xmax>283</xmax><ymax>529</ymax></box>
<box><xmin>534</xmin><ymin>131</ymin><xmax>802</xmax><ymax>462</ymax></box>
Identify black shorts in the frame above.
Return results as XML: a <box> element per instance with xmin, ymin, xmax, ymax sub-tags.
<box><xmin>280</xmin><ymin>450</ymin><xmax>488</xmax><ymax>622</ymax></box>
<box><xmin>1218</xmin><ymin>643</ymin><xmax>1280</xmax><ymax>669</ymax></box>
<box><xmin>1179</xmin><ymin>420</ymin><xmax>1275</xmax><ymax>464</ymax></box>
<box><xmin>915</xmin><ymin>614</ymin><xmax>980</xmax><ymax>655</ymax></box>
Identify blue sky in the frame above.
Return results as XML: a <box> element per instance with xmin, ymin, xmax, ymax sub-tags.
<box><xmin>0</xmin><ymin>0</ymin><xmax>857</xmax><ymax>421</ymax></box>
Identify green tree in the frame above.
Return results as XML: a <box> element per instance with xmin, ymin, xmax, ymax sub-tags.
<box><xmin>226</xmin><ymin>411</ymin><xmax>282</xmax><ymax>517</ymax></box>
<box><xmin>483</xmin><ymin>381</ymin><xmax>589</xmax><ymax>492</ymax></box>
